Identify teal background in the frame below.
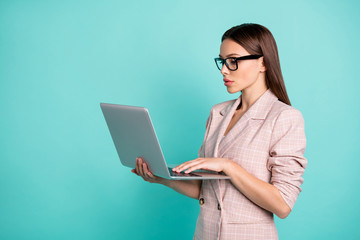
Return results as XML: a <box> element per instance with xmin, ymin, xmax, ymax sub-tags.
<box><xmin>1</xmin><ymin>0</ymin><xmax>359</xmax><ymax>239</ymax></box>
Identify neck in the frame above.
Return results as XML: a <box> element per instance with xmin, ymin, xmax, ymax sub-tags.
<box><xmin>239</xmin><ymin>81</ymin><xmax>268</xmax><ymax>111</ymax></box>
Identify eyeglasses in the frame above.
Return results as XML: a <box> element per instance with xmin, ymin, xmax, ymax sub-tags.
<box><xmin>214</xmin><ymin>55</ymin><xmax>263</xmax><ymax>71</ymax></box>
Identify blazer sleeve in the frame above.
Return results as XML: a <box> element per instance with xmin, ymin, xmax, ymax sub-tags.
<box><xmin>198</xmin><ymin>109</ymin><xmax>213</xmax><ymax>158</ymax></box>
<box><xmin>267</xmin><ymin>108</ymin><xmax>307</xmax><ymax>210</ymax></box>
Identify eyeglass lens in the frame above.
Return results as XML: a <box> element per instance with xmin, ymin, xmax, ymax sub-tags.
<box><xmin>216</xmin><ymin>58</ymin><xmax>237</xmax><ymax>71</ymax></box>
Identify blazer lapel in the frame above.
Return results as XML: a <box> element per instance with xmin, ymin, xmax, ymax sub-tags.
<box><xmin>217</xmin><ymin>110</ymin><xmax>252</xmax><ymax>158</ymax></box>
<box><xmin>217</xmin><ymin>89</ymin><xmax>278</xmax><ymax>158</ymax></box>
<box><xmin>211</xmin><ymin>96</ymin><xmax>242</xmax><ymax>158</ymax></box>
<box><xmin>203</xmin><ymin>98</ymin><xmax>240</xmax><ymax>206</ymax></box>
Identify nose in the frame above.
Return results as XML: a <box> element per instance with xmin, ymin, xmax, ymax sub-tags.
<box><xmin>220</xmin><ymin>62</ymin><xmax>230</xmax><ymax>75</ymax></box>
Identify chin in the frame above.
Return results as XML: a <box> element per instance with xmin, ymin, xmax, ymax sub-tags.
<box><xmin>227</xmin><ymin>88</ymin><xmax>242</xmax><ymax>94</ymax></box>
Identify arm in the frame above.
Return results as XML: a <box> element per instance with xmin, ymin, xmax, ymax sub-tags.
<box><xmin>162</xmin><ymin>179</ymin><xmax>202</xmax><ymax>200</ymax></box>
<box><xmin>174</xmin><ymin>157</ymin><xmax>291</xmax><ymax>218</ymax></box>
<box><xmin>223</xmin><ymin>160</ymin><xmax>291</xmax><ymax>219</ymax></box>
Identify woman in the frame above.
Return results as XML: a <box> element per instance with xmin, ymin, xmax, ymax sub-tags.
<box><xmin>131</xmin><ymin>23</ymin><xmax>307</xmax><ymax>240</ymax></box>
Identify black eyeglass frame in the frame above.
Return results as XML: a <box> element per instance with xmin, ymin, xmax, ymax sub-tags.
<box><xmin>214</xmin><ymin>55</ymin><xmax>263</xmax><ymax>71</ymax></box>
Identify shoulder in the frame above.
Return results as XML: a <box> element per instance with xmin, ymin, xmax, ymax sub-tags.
<box><xmin>269</xmin><ymin>100</ymin><xmax>304</xmax><ymax>123</ymax></box>
<box><xmin>268</xmin><ymin>100</ymin><xmax>305</xmax><ymax>137</ymax></box>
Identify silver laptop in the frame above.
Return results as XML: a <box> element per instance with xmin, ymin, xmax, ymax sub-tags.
<box><xmin>100</xmin><ymin>103</ymin><xmax>231</xmax><ymax>180</ymax></box>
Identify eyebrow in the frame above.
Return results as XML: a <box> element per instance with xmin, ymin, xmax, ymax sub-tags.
<box><xmin>218</xmin><ymin>53</ymin><xmax>241</xmax><ymax>58</ymax></box>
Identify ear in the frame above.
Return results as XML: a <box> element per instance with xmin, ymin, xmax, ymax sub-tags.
<box><xmin>259</xmin><ymin>56</ymin><xmax>266</xmax><ymax>72</ymax></box>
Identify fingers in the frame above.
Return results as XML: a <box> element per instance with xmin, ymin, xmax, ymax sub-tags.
<box><xmin>142</xmin><ymin>162</ymin><xmax>149</xmax><ymax>179</ymax></box>
<box><xmin>143</xmin><ymin>162</ymin><xmax>155</xmax><ymax>179</ymax></box>
<box><xmin>135</xmin><ymin>157</ymin><xmax>140</xmax><ymax>175</ymax></box>
<box><xmin>135</xmin><ymin>157</ymin><xmax>154</xmax><ymax>182</ymax></box>
<box><xmin>133</xmin><ymin>157</ymin><xmax>165</xmax><ymax>184</ymax></box>
<box><xmin>173</xmin><ymin>158</ymin><xmax>203</xmax><ymax>173</ymax></box>
<box><xmin>172</xmin><ymin>160</ymin><xmax>193</xmax><ymax>172</ymax></box>
<box><xmin>135</xmin><ymin>157</ymin><xmax>145</xmax><ymax>179</ymax></box>
<box><xmin>146</xmin><ymin>171</ymin><xmax>156</xmax><ymax>178</ymax></box>
<box><xmin>184</xmin><ymin>163</ymin><xmax>204</xmax><ymax>173</ymax></box>
<box><xmin>139</xmin><ymin>158</ymin><xmax>145</xmax><ymax>176</ymax></box>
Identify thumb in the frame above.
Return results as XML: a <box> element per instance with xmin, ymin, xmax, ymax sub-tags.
<box><xmin>131</xmin><ymin>169</ymin><xmax>139</xmax><ymax>175</ymax></box>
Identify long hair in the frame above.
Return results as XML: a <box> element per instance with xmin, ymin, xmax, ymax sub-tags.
<box><xmin>221</xmin><ymin>23</ymin><xmax>291</xmax><ymax>105</ymax></box>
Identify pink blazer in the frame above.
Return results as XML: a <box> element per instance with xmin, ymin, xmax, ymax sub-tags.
<box><xmin>193</xmin><ymin>89</ymin><xmax>307</xmax><ymax>240</ymax></box>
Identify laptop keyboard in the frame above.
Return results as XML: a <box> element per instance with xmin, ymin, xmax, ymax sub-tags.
<box><xmin>168</xmin><ymin>167</ymin><xmax>201</xmax><ymax>177</ymax></box>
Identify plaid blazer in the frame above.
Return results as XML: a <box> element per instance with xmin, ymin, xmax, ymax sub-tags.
<box><xmin>193</xmin><ymin>88</ymin><xmax>307</xmax><ymax>240</ymax></box>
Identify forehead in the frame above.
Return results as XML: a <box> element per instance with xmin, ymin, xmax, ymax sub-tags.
<box><xmin>219</xmin><ymin>38</ymin><xmax>250</xmax><ymax>56</ymax></box>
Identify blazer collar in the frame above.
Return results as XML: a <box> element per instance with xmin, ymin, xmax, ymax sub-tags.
<box><xmin>219</xmin><ymin>88</ymin><xmax>278</xmax><ymax>119</ymax></box>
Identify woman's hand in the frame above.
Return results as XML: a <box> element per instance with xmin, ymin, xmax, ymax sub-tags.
<box><xmin>131</xmin><ymin>157</ymin><xmax>167</xmax><ymax>184</ymax></box>
<box><xmin>172</xmin><ymin>158</ymin><xmax>230</xmax><ymax>174</ymax></box>
<box><xmin>132</xmin><ymin>157</ymin><xmax>202</xmax><ymax>199</ymax></box>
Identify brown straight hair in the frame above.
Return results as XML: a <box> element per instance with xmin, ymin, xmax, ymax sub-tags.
<box><xmin>221</xmin><ymin>23</ymin><xmax>291</xmax><ymax>105</ymax></box>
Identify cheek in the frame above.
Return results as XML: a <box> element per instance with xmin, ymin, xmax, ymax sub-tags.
<box><xmin>234</xmin><ymin>63</ymin><xmax>257</xmax><ymax>82</ymax></box>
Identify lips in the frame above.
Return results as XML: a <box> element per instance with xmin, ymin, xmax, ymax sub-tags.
<box><xmin>224</xmin><ymin>78</ymin><xmax>234</xmax><ymax>87</ymax></box>
<box><xmin>223</xmin><ymin>78</ymin><xmax>234</xmax><ymax>82</ymax></box>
